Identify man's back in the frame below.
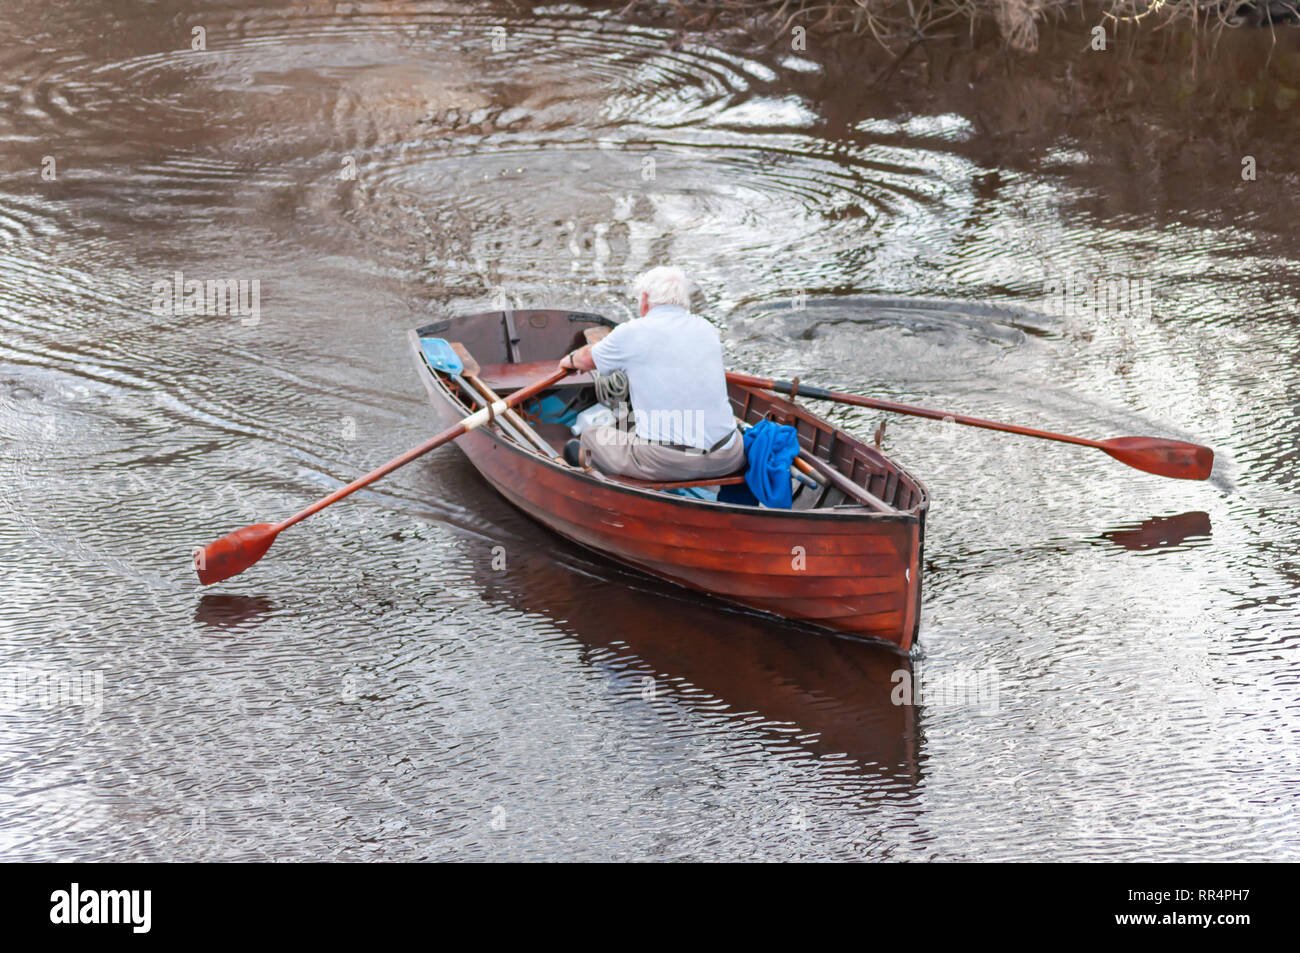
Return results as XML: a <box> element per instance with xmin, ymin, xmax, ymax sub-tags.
<box><xmin>562</xmin><ymin>265</ymin><xmax>745</xmax><ymax>482</ymax></box>
<box><xmin>591</xmin><ymin>304</ymin><xmax>736</xmax><ymax>451</ymax></box>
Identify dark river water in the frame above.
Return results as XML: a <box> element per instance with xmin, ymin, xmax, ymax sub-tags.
<box><xmin>1</xmin><ymin>1</ymin><xmax>1297</xmax><ymax>860</ymax></box>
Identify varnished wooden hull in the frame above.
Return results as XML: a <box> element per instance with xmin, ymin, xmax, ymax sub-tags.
<box><xmin>412</xmin><ymin>311</ymin><xmax>928</xmax><ymax>651</ymax></box>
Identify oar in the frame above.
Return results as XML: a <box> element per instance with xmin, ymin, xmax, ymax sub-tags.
<box><xmin>726</xmin><ymin>371</ymin><xmax>1214</xmax><ymax>481</ymax></box>
<box><xmin>195</xmin><ymin>361</ymin><xmax>570</xmax><ymax>585</ymax></box>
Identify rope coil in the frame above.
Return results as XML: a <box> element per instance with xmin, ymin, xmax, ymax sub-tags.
<box><xmin>593</xmin><ymin>369</ymin><xmax>629</xmax><ymax>409</ymax></box>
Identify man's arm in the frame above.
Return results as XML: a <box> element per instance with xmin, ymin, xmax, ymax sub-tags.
<box><xmin>558</xmin><ymin>343</ymin><xmax>596</xmax><ymax>372</ymax></box>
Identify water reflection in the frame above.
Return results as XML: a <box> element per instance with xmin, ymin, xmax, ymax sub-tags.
<box><xmin>195</xmin><ymin>593</ymin><xmax>278</xmax><ymax>629</ymax></box>
<box><xmin>0</xmin><ymin>0</ymin><xmax>1296</xmax><ymax>861</ymax></box>
<box><xmin>474</xmin><ymin>544</ymin><xmax>921</xmax><ymax>780</ymax></box>
<box><xmin>1098</xmin><ymin>511</ymin><xmax>1213</xmax><ymax>554</ymax></box>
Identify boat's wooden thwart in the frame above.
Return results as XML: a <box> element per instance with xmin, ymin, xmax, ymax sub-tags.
<box><xmin>409</xmin><ymin>310</ymin><xmax>929</xmax><ymax>651</ymax></box>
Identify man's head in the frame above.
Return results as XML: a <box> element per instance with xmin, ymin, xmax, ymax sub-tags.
<box><xmin>631</xmin><ymin>266</ymin><xmax>691</xmax><ymax>316</ymax></box>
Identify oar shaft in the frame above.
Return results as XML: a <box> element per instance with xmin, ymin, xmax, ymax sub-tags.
<box><xmin>276</xmin><ymin>367</ymin><xmax>568</xmax><ymax>532</ymax></box>
<box><xmin>726</xmin><ymin>371</ymin><xmax>1100</xmax><ymax>449</ymax></box>
<box><xmin>275</xmin><ymin>420</ymin><xmax>467</xmax><ymax>532</ymax></box>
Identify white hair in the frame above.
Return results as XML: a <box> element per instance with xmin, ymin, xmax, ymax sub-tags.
<box><xmin>631</xmin><ymin>266</ymin><xmax>692</xmax><ymax>309</ymax></box>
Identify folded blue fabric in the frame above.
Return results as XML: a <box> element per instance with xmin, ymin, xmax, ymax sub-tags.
<box><xmin>738</xmin><ymin>418</ymin><xmax>800</xmax><ymax>508</ymax></box>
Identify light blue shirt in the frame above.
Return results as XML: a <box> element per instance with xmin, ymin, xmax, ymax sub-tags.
<box><xmin>591</xmin><ymin>305</ymin><xmax>737</xmax><ymax>450</ymax></box>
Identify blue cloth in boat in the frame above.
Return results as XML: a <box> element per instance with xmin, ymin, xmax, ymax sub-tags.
<box><xmin>718</xmin><ymin>419</ymin><xmax>799</xmax><ymax>509</ymax></box>
<box><xmin>665</xmin><ymin>485</ymin><xmax>719</xmax><ymax>502</ymax></box>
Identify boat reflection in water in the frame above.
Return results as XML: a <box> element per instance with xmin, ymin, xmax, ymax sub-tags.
<box><xmin>471</xmin><ymin>532</ymin><xmax>922</xmax><ymax>784</ymax></box>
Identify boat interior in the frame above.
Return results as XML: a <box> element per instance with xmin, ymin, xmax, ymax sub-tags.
<box><xmin>414</xmin><ymin>310</ymin><xmax>927</xmax><ymax>516</ymax></box>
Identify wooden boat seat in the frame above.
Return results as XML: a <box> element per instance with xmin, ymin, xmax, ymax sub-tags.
<box><xmin>603</xmin><ymin>472</ymin><xmax>748</xmax><ymax>491</ymax></box>
<box><xmin>479</xmin><ymin>361</ymin><xmax>593</xmax><ymax>391</ymax></box>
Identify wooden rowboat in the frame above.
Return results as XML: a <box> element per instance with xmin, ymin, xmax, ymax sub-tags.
<box><xmin>410</xmin><ymin>309</ymin><xmax>930</xmax><ymax>651</ymax></box>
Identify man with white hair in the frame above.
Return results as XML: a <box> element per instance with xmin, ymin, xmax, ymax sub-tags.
<box><xmin>557</xmin><ymin>266</ymin><xmax>745</xmax><ymax>482</ymax></box>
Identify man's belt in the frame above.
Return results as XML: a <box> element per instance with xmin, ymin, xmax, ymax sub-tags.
<box><xmin>646</xmin><ymin>428</ymin><xmax>737</xmax><ymax>455</ymax></box>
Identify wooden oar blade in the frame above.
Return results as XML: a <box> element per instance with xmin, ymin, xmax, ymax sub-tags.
<box><xmin>447</xmin><ymin>341</ymin><xmax>480</xmax><ymax>377</ymax></box>
<box><xmin>1100</xmin><ymin>437</ymin><xmax>1214</xmax><ymax>481</ymax></box>
<box><xmin>195</xmin><ymin>523</ymin><xmax>279</xmax><ymax>585</ymax></box>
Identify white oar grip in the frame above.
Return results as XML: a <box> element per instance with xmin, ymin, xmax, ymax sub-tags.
<box><xmin>463</xmin><ymin>399</ymin><xmax>510</xmax><ymax>431</ymax></box>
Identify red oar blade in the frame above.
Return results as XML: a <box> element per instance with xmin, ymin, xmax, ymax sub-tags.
<box><xmin>1100</xmin><ymin>437</ymin><xmax>1214</xmax><ymax>481</ymax></box>
<box><xmin>195</xmin><ymin>523</ymin><xmax>279</xmax><ymax>585</ymax></box>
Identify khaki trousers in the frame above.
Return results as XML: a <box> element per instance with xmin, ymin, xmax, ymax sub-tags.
<box><xmin>579</xmin><ymin>426</ymin><xmax>745</xmax><ymax>481</ymax></box>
